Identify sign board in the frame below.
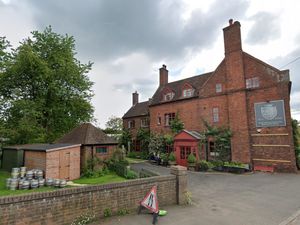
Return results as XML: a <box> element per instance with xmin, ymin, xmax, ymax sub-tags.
<box><xmin>141</xmin><ymin>186</ymin><xmax>159</xmax><ymax>213</ymax></box>
<box><xmin>254</xmin><ymin>100</ymin><xmax>286</xmax><ymax>127</ymax></box>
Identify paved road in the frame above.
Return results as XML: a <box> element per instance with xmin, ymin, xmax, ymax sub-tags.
<box><xmin>96</xmin><ymin>163</ymin><xmax>300</xmax><ymax>225</ymax></box>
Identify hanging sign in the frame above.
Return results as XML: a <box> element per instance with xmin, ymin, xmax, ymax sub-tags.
<box><xmin>140</xmin><ymin>186</ymin><xmax>159</xmax><ymax>213</ymax></box>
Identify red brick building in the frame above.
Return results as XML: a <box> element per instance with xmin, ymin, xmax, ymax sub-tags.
<box><xmin>123</xmin><ymin>20</ymin><xmax>297</xmax><ymax>172</ymax></box>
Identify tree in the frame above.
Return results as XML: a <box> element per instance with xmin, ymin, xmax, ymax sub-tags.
<box><xmin>292</xmin><ymin>119</ymin><xmax>300</xmax><ymax>168</ymax></box>
<box><xmin>148</xmin><ymin>133</ymin><xmax>165</xmax><ymax>155</ymax></box>
<box><xmin>0</xmin><ymin>27</ymin><xmax>94</xmax><ymax>144</ymax></box>
<box><xmin>136</xmin><ymin>128</ymin><xmax>150</xmax><ymax>152</ymax></box>
<box><xmin>170</xmin><ymin>113</ymin><xmax>184</xmax><ymax>134</ymax></box>
<box><xmin>104</xmin><ymin>116</ymin><xmax>123</xmax><ymax>137</ymax></box>
<box><xmin>119</xmin><ymin>128</ymin><xmax>132</xmax><ymax>150</ymax></box>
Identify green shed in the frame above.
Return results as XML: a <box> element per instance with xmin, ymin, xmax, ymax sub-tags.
<box><xmin>1</xmin><ymin>146</ymin><xmax>24</xmax><ymax>171</ymax></box>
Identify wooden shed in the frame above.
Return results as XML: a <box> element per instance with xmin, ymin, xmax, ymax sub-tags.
<box><xmin>3</xmin><ymin>143</ymin><xmax>81</xmax><ymax>180</ymax></box>
<box><xmin>56</xmin><ymin>123</ymin><xmax>118</xmax><ymax>171</ymax></box>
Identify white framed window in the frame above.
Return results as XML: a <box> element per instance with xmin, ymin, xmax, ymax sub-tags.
<box><xmin>246</xmin><ymin>77</ymin><xmax>259</xmax><ymax>89</ymax></box>
<box><xmin>128</xmin><ymin>120</ymin><xmax>135</xmax><ymax>129</ymax></box>
<box><xmin>212</xmin><ymin>107</ymin><xmax>219</xmax><ymax>123</ymax></box>
<box><xmin>216</xmin><ymin>83</ymin><xmax>222</xmax><ymax>93</ymax></box>
<box><xmin>183</xmin><ymin>88</ymin><xmax>194</xmax><ymax>97</ymax></box>
<box><xmin>163</xmin><ymin>92</ymin><xmax>175</xmax><ymax>101</ymax></box>
<box><xmin>164</xmin><ymin>113</ymin><xmax>175</xmax><ymax>126</ymax></box>
<box><xmin>141</xmin><ymin>118</ymin><xmax>149</xmax><ymax>128</ymax></box>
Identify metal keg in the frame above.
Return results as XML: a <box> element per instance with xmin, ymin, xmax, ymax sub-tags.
<box><xmin>26</xmin><ymin>170</ymin><xmax>33</xmax><ymax>180</ymax></box>
<box><xmin>30</xmin><ymin>179</ymin><xmax>39</xmax><ymax>189</ymax></box>
<box><xmin>53</xmin><ymin>179</ymin><xmax>60</xmax><ymax>188</ymax></box>
<box><xmin>22</xmin><ymin>180</ymin><xmax>30</xmax><ymax>190</ymax></box>
<box><xmin>59</xmin><ymin>179</ymin><xmax>67</xmax><ymax>188</ymax></box>
<box><xmin>11</xmin><ymin>168</ymin><xmax>20</xmax><ymax>179</ymax></box>
<box><xmin>9</xmin><ymin>178</ymin><xmax>18</xmax><ymax>190</ymax></box>
<box><xmin>6</xmin><ymin>178</ymin><xmax>12</xmax><ymax>189</ymax></box>
<box><xmin>36</xmin><ymin>170</ymin><xmax>43</xmax><ymax>179</ymax></box>
<box><xmin>20</xmin><ymin>167</ymin><xmax>26</xmax><ymax>178</ymax></box>
<box><xmin>46</xmin><ymin>178</ymin><xmax>53</xmax><ymax>186</ymax></box>
<box><xmin>38</xmin><ymin>179</ymin><xmax>45</xmax><ymax>187</ymax></box>
<box><xmin>18</xmin><ymin>178</ymin><xmax>25</xmax><ymax>190</ymax></box>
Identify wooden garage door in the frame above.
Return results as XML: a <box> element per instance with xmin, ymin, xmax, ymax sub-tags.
<box><xmin>59</xmin><ymin>151</ymin><xmax>70</xmax><ymax>180</ymax></box>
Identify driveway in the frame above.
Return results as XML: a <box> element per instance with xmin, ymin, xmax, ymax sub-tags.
<box><xmin>96</xmin><ymin>163</ymin><xmax>300</xmax><ymax>225</ymax></box>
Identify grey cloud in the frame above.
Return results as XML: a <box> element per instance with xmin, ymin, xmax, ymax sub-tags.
<box><xmin>246</xmin><ymin>12</ymin><xmax>281</xmax><ymax>45</ymax></box>
<box><xmin>113</xmin><ymin>78</ymin><xmax>156</xmax><ymax>97</ymax></box>
<box><xmin>24</xmin><ymin>0</ymin><xmax>249</xmax><ymax>62</ymax></box>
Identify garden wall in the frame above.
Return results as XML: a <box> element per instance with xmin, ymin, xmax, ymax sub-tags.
<box><xmin>0</xmin><ymin>166</ymin><xmax>187</xmax><ymax>225</ymax></box>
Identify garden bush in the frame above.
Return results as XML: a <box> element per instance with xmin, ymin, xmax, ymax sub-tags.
<box><xmin>125</xmin><ymin>170</ymin><xmax>138</xmax><ymax>179</ymax></box>
<box><xmin>196</xmin><ymin>160</ymin><xmax>209</xmax><ymax>171</ymax></box>
<box><xmin>168</xmin><ymin>152</ymin><xmax>176</xmax><ymax>162</ymax></box>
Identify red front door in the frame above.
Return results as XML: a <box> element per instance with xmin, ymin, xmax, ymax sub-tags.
<box><xmin>178</xmin><ymin>146</ymin><xmax>191</xmax><ymax>167</ymax></box>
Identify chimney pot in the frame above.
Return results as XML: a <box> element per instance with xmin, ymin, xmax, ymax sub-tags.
<box><xmin>223</xmin><ymin>19</ymin><xmax>242</xmax><ymax>54</ymax></box>
<box><xmin>229</xmin><ymin>19</ymin><xmax>233</xmax><ymax>25</ymax></box>
<box><xmin>132</xmin><ymin>91</ymin><xmax>139</xmax><ymax>106</ymax></box>
<box><xmin>159</xmin><ymin>64</ymin><xmax>168</xmax><ymax>86</ymax></box>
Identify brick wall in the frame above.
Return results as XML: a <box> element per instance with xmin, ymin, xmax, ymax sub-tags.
<box><xmin>0</xmin><ymin>166</ymin><xmax>187</xmax><ymax>225</ymax></box>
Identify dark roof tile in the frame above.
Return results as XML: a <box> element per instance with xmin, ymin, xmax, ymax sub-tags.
<box><xmin>123</xmin><ymin>101</ymin><xmax>149</xmax><ymax>119</ymax></box>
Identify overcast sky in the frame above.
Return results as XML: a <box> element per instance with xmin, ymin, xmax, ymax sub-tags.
<box><xmin>1</xmin><ymin>0</ymin><xmax>300</xmax><ymax>127</ymax></box>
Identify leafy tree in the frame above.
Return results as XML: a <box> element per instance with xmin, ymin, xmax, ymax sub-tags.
<box><xmin>136</xmin><ymin>128</ymin><xmax>150</xmax><ymax>152</ymax></box>
<box><xmin>119</xmin><ymin>128</ymin><xmax>132</xmax><ymax>150</ymax></box>
<box><xmin>104</xmin><ymin>116</ymin><xmax>123</xmax><ymax>137</ymax></box>
<box><xmin>292</xmin><ymin>119</ymin><xmax>300</xmax><ymax>168</ymax></box>
<box><xmin>170</xmin><ymin>113</ymin><xmax>184</xmax><ymax>134</ymax></box>
<box><xmin>0</xmin><ymin>27</ymin><xmax>94</xmax><ymax>144</ymax></box>
<box><xmin>148</xmin><ymin>133</ymin><xmax>165</xmax><ymax>155</ymax></box>
<box><xmin>202</xmin><ymin>120</ymin><xmax>232</xmax><ymax>162</ymax></box>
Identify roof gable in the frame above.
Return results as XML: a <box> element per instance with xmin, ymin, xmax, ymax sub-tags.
<box><xmin>56</xmin><ymin>123</ymin><xmax>118</xmax><ymax>145</ymax></box>
<box><xmin>150</xmin><ymin>72</ymin><xmax>212</xmax><ymax>106</ymax></box>
<box><xmin>123</xmin><ymin>101</ymin><xmax>149</xmax><ymax>119</ymax></box>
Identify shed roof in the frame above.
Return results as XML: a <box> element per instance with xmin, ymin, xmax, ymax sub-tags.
<box><xmin>174</xmin><ymin>130</ymin><xmax>204</xmax><ymax>140</ymax></box>
<box><xmin>3</xmin><ymin>143</ymin><xmax>81</xmax><ymax>152</ymax></box>
<box><xmin>56</xmin><ymin>123</ymin><xmax>118</xmax><ymax>145</ymax></box>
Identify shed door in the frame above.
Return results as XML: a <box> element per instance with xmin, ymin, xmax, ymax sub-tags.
<box><xmin>59</xmin><ymin>151</ymin><xmax>70</xmax><ymax>180</ymax></box>
<box><xmin>178</xmin><ymin>146</ymin><xmax>191</xmax><ymax>167</ymax></box>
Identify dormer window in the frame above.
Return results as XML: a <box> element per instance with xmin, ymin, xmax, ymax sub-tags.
<box><xmin>183</xmin><ymin>88</ymin><xmax>194</xmax><ymax>97</ymax></box>
<box><xmin>163</xmin><ymin>92</ymin><xmax>174</xmax><ymax>101</ymax></box>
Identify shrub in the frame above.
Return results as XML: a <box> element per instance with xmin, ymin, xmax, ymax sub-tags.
<box><xmin>125</xmin><ymin>170</ymin><xmax>138</xmax><ymax>179</ymax></box>
<box><xmin>103</xmin><ymin>208</ymin><xmax>112</xmax><ymax>218</ymax></box>
<box><xmin>210</xmin><ymin>160</ymin><xmax>224</xmax><ymax>168</ymax></box>
<box><xmin>187</xmin><ymin>153</ymin><xmax>196</xmax><ymax>164</ymax></box>
<box><xmin>127</xmin><ymin>152</ymin><xmax>137</xmax><ymax>158</ymax></box>
<box><xmin>115</xmin><ymin>161</ymin><xmax>129</xmax><ymax>177</ymax></box>
<box><xmin>168</xmin><ymin>152</ymin><xmax>176</xmax><ymax>162</ymax></box>
<box><xmin>71</xmin><ymin>212</ymin><xmax>96</xmax><ymax>225</ymax></box>
<box><xmin>197</xmin><ymin>160</ymin><xmax>209</xmax><ymax>171</ymax></box>
<box><xmin>117</xmin><ymin>208</ymin><xmax>129</xmax><ymax>216</ymax></box>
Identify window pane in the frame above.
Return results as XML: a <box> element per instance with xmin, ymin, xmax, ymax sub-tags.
<box><xmin>216</xmin><ymin>83</ymin><xmax>222</xmax><ymax>93</ymax></box>
<box><xmin>96</xmin><ymin>147</ymin><xmax>107</xmax><ymax>154</ymax></box>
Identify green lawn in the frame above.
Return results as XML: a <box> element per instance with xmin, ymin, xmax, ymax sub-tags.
<box><xmin>0</xmin><ymin>170</ymin><xmax>56</xmax><ymax>196</ymax></box>
<box><xmin>72</xmin><ymin>171</ymin><xmax>126</xmax><ymax>185</ymax></box>
<box><xmin>125</xmin><ymin>157</ymin><xmax>147</xmax><ymax>164</ymax></box>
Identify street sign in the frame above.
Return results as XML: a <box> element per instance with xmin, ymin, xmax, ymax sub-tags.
<box><xmin>140</xmin><ymin>186</ymin><xmax>159</xmax><ymax>213</ymax></box>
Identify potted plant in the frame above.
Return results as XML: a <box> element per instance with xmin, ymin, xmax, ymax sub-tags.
<box><xmin>168</xmin><ymin>152</ymin><xmax>177</xmax><ymax>166</ymax></box>
<box><xmin>187</xmin><ymin>153</ymin><xmax>197</xmax><ymax>171</ymax></box>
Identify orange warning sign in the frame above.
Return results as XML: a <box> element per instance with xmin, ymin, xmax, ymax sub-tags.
<box><xmin>140</xmin><ymin>186</ymin><xmax>159</xmax><ymax>213</ymax></box>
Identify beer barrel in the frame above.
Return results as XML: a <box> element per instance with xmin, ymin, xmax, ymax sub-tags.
<box><xmin>6</xmin><ymin>178</ymin><xmax>12</xmax><ymax>189</ymax></box>
<box><xmin>36</xmin><ymin>170</ymin><xmax>43</xmax><ymax>179</ymax></box>
<box><xmin>38</xmin><ymin>179</ymin><xmax>45</xmax><ymax>187</ymax></box>
<box><xmin>46</xmin><ymin>178</ymin><xmax>53</xmax><ymax>186</ymax></box>
<box><xmin>30</xmin><ymin>179</ymin><xmax>38</xmax><ymax>189</ymax></box>
<box><xmin>22</xmin><ymin>180</ymin><xmax>30</xmax><ymax>190</ymax></box>
<box><xmin>11</xmin><ymin>168</ymin><xmax>20</xmax><ymax>179</ymax></box>
<box><xmin>26</xmin><ymin>170</ymin><xmax>33</xmax><ymax>180</ymax></box>
<box><xmin>20</xmin><ymin>167</ymin><xmax>26</xmax><ymax>178</ymax></box>
<box><xmin>9</xmin><ymin>178</ymin><xmax>18</xmax><ymax>190</ymax></box>
<box><xmin>53</xmin><ymin>179</ymin><xmax>60</xmax><ymax>187</ymax></box>
<box><xmin>59</xmin><ymin>180</ymin><xmax>67</xmax><ymax>188</ymax></box>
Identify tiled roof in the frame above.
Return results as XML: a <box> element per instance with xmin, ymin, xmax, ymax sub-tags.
<box><xmin>122</xmin><ymin>101</ymin><xmax>149</xmax><ymax>119</ymax></box>
<box><xmin>56</xmin><ymin>123</ymin><xmax>118</xmax><ymax>145</ymax></box>
<box><xmin>150</xmin><ymin>72</ymin><xmax>212</xmax><ymax>106</ymax></box>
<box><xmin>4</xmin><ymin>143</ymin><xmax>81</xmax><ymax>152</ymax></box>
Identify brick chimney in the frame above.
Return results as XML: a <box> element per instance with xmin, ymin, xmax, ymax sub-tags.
<box><xmin>159</xmin><ymin>64</ymin><xmax>168</xmax><ymax>86</ymax></box>
<box><xmin>132</xmin><ymin>91</ymin><xmax>139</xmax><ymax>106</ymax></box>
<box><xmin>223</xmin><ymin>19</ymin><xmax>242</xmax><ymax>54</ymax></box>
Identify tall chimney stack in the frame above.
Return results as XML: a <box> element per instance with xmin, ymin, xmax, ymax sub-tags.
<box><xmin>159</xmin><ymin>64</ymin><xmax>168</xmax><ymax>86</ymax></box>
<box><xmin>223</xmin><ymin>19</ymin><xmax>242</xmax><ymax>54</ymax></box>
<box><xmin>132</xmin><ymin>91</ymin><xmax>139</xmax><ymax>106</ymax></box>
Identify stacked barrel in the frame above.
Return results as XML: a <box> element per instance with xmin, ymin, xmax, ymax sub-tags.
<box><xmin>5</xmin><ymin>167</ymin><xmax>66</xmax><ymax>190</ymax></box>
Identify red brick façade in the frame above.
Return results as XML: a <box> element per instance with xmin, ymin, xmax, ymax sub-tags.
<box><xmin>123</xmin><ymin>20</ymin><xmax>297</xmax><ymax>172</ymax></box>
